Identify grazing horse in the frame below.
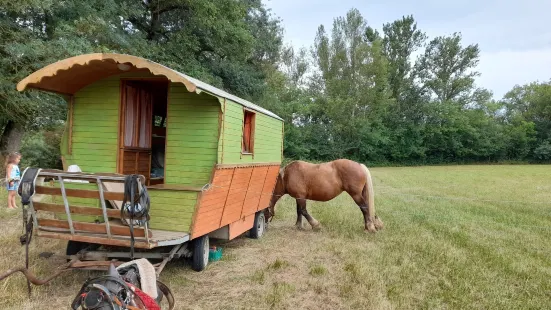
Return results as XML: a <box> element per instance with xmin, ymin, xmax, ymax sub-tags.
<box><xmin>266</xmin><ymin>159</ymin><xmax>383</xmax><ymax>232</ymax></box>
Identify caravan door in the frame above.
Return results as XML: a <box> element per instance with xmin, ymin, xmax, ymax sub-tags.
<box><xmin>118</xmin><ymin>81</ymin><xmax>153</xmax><ymax>183</ymax></box>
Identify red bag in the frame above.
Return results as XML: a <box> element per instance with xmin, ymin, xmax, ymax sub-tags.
<box><xmin>128</xmin><ymin>283</ymin><xmax>161</xmax><ymax>310</ymax></box>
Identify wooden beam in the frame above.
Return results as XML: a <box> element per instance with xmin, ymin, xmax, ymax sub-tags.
<box><xmin>38</xmin><ymin>169</ymin><xmax>134</xmax><ymax>182</ymax></box>
<box><xmin>38</xmin><ymin>219</ymin><xmax>151</xmax><ymax>238</ymax></box>
<box><xmin>36</xmin><ymin>186</ymin><xmax>124</xmax><ymax>200</ymax></box>
<box><xmin>68</xmin><ymin>95</ymin><xmax>74</xmax><ymax>155</ymax></box>
<box><xmin>71</xmin><ymin>261</ymin><xmax>124</xmax><ymax>269</ymax></box>
<box><xmin>37</xmin><ymin>231</ymin><xmax>154</xmax><ymax>249</ymax></box>
<box><xmin>33</xmin><ymin>202</ymin><xmax>121</xmax><ymax>218</ymax></box>
<box><xmin>215</xmin><ymin>162</ymin><xmax>280</xmax><ymax>169</ymax></box>
<box><xmin>281</xmin><ymin>122</ymin><xmax>284</xmax><ymax>162</ymax></box>
<box><xmin>222</xmin><ymin>98</ymin><xmax>226</xmax><ymax>163</ymax></box>
<box><xmin>146</xmin><ymin>184</ymin><xmax>202</xmax><ymax>192</ymax></box>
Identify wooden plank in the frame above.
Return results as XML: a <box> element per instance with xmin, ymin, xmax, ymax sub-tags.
<box><xmin>38</xmin><ymin>219</ymin><xmax>151</xmax><ymax>238</ymax></box>
<box><xmin>165</xmin><ymin>91</ymin><xmax>218</xmax><ymax>187</ymax></box>
<box><xmin>190</xmin><ymin>168</ymin><xmax>231</xmax><ymax>238</ymax></box>
<box><xmin>220</xmin><ymin>167</ymin><xmax>252</xmax><ymax>226</ymax></box>
<box><xmin>216</xmin><ymin>162</ymin><xmax>280</xmax><ymax>169</ymax></box>
<box><xmin>147</xmin><ymin>189</ymin><xmax>197</xmax><ymax>199</ymax></box>
<box><xmin>73</xmin><ymin>126</ymin><xmax>118</xmax><ymax>134</ymax></box>
<box><xmin>257</xmin><ymin>166</ymin><xmax>279</xmax><ymax>211</ymax></box>
<box><xmin>147</xmin><ymin>184</ymin><xmax>203</xmax><ymax>192</ymax></box>
<box><xmin>37</xmin><ymin>231</ymin><xmax>153</xmax><ymax>249</ymax></box>
<box><xmin>68</xmin><ymin>95</ymin><xmax>74</xmax><ymax>154</ymax></box>
<box><xmin>36</xmin><ymin>186</ymin><xmax>124</xmax><ymax>200</ymax></box>
<box><xmin>34</xmin><ymin>202</ymin><xmax>121</xmax><ymax>218</ymax></box>
<box><xmin>199</xmin><ymin>195</ymin><xmax>229</xmax><ymax>209</ymax></box>
<box><xmin>228</xmin><ymin>214</ymin><xmax>255</xmax><ymax>240</ymax></box>
<box><xmin>38</xmin><ymin>170</ymin><xmax>128</xmax><ymax>182</ymax></box>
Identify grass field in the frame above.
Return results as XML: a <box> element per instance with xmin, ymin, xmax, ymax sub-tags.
<box><xmin>0</xmin><ymin>165</ymin><xmax>550</xmax><ymax>309</ymax></box>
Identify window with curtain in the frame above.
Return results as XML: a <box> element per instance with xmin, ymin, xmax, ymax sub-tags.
<box><xmin>242</xmin><ymin>110</ymin><xmax>255</xmax><ymax>154</ymax></box>
<box><xmin>123</xmin><ymin>83</ymin><xmax>153</xmax><ymax>149</ymax></box>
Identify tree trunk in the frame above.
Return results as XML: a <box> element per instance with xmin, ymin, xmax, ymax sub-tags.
<box><xmin>0</xmin><ymin>120</ymin><xmax>24</xmax><ymax>156</ymax></box>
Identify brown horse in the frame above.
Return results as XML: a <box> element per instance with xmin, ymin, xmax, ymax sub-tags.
<box><xmin>266</xmin><ymin>159</ymin><xmax>383</xmax><ymax>232</ymax></box>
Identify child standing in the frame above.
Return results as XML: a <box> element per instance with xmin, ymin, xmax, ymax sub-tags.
<box><xmin>5</xmin><ymin>152</ymin><xmax>21</xmax><ymax>209</ymax></box>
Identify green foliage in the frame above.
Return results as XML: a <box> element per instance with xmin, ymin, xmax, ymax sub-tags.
<box><xmin>269</xmin><ymin>9</ymin><xmax>550</xmax><ymax>165</ymax></box>
<box><xmin>19</xmin><ymin>127</ymin><xmax>63</xmax><ymax>169</ymax></box>
<box><xmin>0</xmin><ymin>0</ymin><xmax>283</xmax><ymax>161</ymax></box>
<box><xmin>1</xmin><ymin>3</ymin><xmax>549</xmax><ymax>166</ymax></box>
<box><xmin>416</xmin><ymin>33</ymin><xmax>481</xmax><ymax>105</ymax></box>
<box><xmin>534</xmin><ymin>141</ymin><xmax>551</xmax><ymax>160</ymax></box>
<box><xmin>302</xmin><ymin>9</ymin><xmax>392</xmax><ymax>161</ymax></box>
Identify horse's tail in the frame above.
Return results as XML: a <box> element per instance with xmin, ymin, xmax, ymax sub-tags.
<box><xmin>360</xmin><ymin>164</ymin><xmax>375</xmax><ymax>220</ymax></box>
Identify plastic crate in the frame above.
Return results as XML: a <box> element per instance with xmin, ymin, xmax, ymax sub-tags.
<box><xmin>209</xmin><ymin>247</ymin><xmax>223</xmax><ymax>262</ymax></box>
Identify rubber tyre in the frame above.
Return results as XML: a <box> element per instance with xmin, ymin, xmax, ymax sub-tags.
<box><xmin>66</xmin><ymin>240</ymin><xmax>87</xmax><ymax>256</ymax></box>
<box><xmin>66</xmin><ymin>241</ymin><xmax>100</xmax><ymax>262</ymax></box>
<box><xmin>191</xmin><ymin>235</ymin><xmax>209</xmax><ymax>272</ymax></box>
<box><xmin>249</xmin><ymin>211</ymin><xmax>266</xmax><ymax>239</ymax></box>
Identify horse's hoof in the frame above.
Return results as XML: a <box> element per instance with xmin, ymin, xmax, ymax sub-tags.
<box><xmin>365</xmin><ymin>223</ymin><xmax>377</xmax><ymax>233</ymax></box>
<box><xmin>311</xmin><ymin>222</ymin><xmax>322</xmax><ymax>231</ymax></box>
<box><xmin>374</xmin><ymin>216</ymin><xmax>384</xmax><ymax>230</ymax></box>
<box><xmin>295</xmin><ymin>224</ymin><xmax>305</xmax><ymax>230</ymax></box>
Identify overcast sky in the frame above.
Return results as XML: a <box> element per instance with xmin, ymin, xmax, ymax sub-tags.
<box><xmin>266</xmin><ymin>0</ymin><xmax>551</xmax><ymax>99</ymax></box>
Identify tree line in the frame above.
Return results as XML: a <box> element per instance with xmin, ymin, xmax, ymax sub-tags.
<box><xmin>0</xmin><ymin>2</ymin><xmax>549</xmax><ymax>169</ymax></box>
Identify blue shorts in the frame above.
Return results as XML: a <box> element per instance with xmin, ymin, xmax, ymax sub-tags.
<box><xmin>6</xmin><ymin>180</ymin><xmax>19</xmax><ymax>191</ymax></box>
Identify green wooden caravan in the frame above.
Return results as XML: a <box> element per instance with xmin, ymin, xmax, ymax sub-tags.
<box><xmin>16</xmin><ymin>53</ymin><xmax>283</xmax><ymax>271</ymax></box>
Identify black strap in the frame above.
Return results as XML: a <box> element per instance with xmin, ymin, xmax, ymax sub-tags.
<box><xmin>16</xmin><ymin>168</ymin><xmax>41</xmax><ymax>297</ymax></box>
<box><xmin>17</xmin><ymin>167</ymin><xmax>41</xmax><ymax>205</ymax></box>
<box><xmin>121</xmin><ymin>175</ymin><xmax>150</xmax><ymax>259</ymax></box>
<box><xmin>157</xmin><ymin>280</ymin><xmax>176</xmax><ymax>310</ymax></box>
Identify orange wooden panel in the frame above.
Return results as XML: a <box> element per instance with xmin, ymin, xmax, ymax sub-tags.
<box><xmin>257</xmin><ymin>166</ymin><xmax>280</xmax><ymax>211</ymax></box>
<box><xmin>198</xmin><ymin>196</ymin><xmax>227</xmax><ymax>211</ymax></box>
<box><xmin>220</xmin><ymin>167</ymin><xmax>253</xmax><ymax>226</ymax></box>
<box><xmin>190</xmin><ymin>168</ymin><xmax>233</xmax><ymax>238</ymax></box>
<box><xmin>228</xmin><ymin>213</ymin><xmax>255</xmax><ymax>240</ymax></box>
<box><xmin>222</xmin><ymin>202</ymin><xmax>243</xmax><ymax>217</ymax></box>
<box><xmin>192</xmin><ymin>167</ymin><xmax>237</xmax><ymax>236</ymax></box>
<box><xmin>191</xmin><ymin>164</ymin><xmax>280</xmax><ymax>238</ymax></box>
<box><xmin>240</xmin><ymin>166</ymin><xmax>268</xmax><ymax>217</ymax></box>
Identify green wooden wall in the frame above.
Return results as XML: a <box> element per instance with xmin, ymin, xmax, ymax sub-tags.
<box><xmin>164</xmin><ymin>84</ymin><xmax>220</xmax><ymax>186</ymax></box>
<box><xmin>147</xmin><ymin>189</ymin><xmax>196</xmax><ymax>231</ymax></box>
<box><xmin>56</xmin><ymin>73</ymin><xmax>281</xmax><ymax>233</ymax></box>
<box><xmin>218</xmin><ymin>100</ymin><xmax>283</xmax><ymax>164</ymax></box>
<box><xmin>61</xmin><ymin>76</ymin><xmax>120</xmax><ymax>172</ymax></box>
<box><xmin>52</xmin><ymin>184</ymin><xmax>195</xmax><ymax>232</ymax></box>
<box><xmin>58</xmin><ymin>75</ymin><xmax>213</xmax><ymax>232</ymax></box>
<box><xmin>53</xmin><ymin>182</ymin><xmax>103</xmax><ymax>223</ymax></box>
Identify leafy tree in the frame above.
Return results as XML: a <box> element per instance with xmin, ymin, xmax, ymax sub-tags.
<box><xmin>534</xmin><ymin>141</ymin><xmax>551</xmax><ymax>160</ymax></box>
<box><xmin>367</xmin><ymin>16</ymin><xmax>428</xmax><ymax>161</ymax></box>
<box><xmin>2</xmin><ymin>3</ymin><xmax>551</xmax><ymax>166</ymax></box>
<box><xmin>377</xmin><ymin>15</ymin><xmax>427</xmax><ymax>101</ymax></box>
<box><xmin>309</xmin><ymin>9</ymin><xmax>391</xmax><ymax>161</ymax></box>
<box><xmin>0</xmin><ymin>0</ymin><xmax>283</xmax><ymax>156</ymax></box>
<box><xmin>415</xmin><ymin>32</ymin><xmax>481</xmax><ymax>106</ymax></box>
<box><xmin>501</xmin><ymin>81</ymin><xmax>551</xmax><ymax>159</ymax></box>
<box><xmin>119</xmin><ymin>0</ymin><xmax>282</xmax><ymax>100</ymax></box>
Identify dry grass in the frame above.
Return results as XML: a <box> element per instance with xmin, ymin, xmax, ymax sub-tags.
<box><xmin>0</xmin><ymin>165</ymin><xmax>550</xmax><ymax>309</ymax></box>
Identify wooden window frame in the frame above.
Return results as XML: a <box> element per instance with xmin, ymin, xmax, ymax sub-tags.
<box><xmin>241</xmin><ymin>108</ymin><xmax>256</xmax><ymax>155</ymax></box>
<box><xmin>67</xmin><ymin>95</ymin><xmax>74</xmax><ymax>155</ymax></box>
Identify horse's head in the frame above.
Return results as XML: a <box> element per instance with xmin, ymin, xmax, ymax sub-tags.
<box><xmin>265</xmin><ymin>168</ymin><xmax>285</xmax><ymax>222</ymax></box>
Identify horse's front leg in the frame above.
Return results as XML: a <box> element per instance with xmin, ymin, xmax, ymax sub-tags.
<box><xmin>297</xmin><ymin>199</ymin><xmax>320</xmax><ymax>230</ymax></box>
